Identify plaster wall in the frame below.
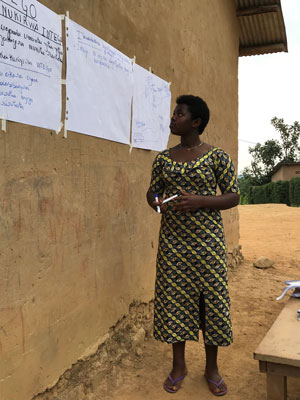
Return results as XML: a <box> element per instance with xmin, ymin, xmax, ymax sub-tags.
<box><xmin>271</xmin><ymin>164</ymin><xmax>300</xmax><ymax>182</ymax></box>
<box><xmin>0</xmin><ymin>1</ymin><xmax>239</xmax><ymax>399</ymax></box>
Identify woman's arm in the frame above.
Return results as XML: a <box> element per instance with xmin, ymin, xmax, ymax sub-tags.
<box><xmin>173</xmin><ymin>189</ymin><xmax>240</xmax><ymax>212</ymax></box>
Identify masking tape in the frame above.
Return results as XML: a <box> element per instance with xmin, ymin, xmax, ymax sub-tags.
<box><xmin>65</xmin><ymin>11</ymin><xmax>70</xmax><ymax>28</ymax></box>
<box><xmin>55</xmin><ymin>121</ymin><xmax>63</xmax><ymax>135</ymax></box>
<box><xmin>1</xmin><ymin>116</ymin><xmax>6</xmax><ymax>132</ymax></box>
<box><xmin>63</xmin><ymin>120</ymin><xmax>67</xmax><ymax>138</ymax></box>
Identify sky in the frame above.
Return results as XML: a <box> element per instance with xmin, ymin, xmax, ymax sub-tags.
<box><xmin>238</xmin><ymin>0</ymin><xmax>300</xmax><ymax>173</ymax></box>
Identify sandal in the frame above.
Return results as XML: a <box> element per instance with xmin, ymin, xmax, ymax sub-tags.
<box><xmin>163</xmin><ymin>373</ymin><xmax>187</xmax><ymax>394</ymax></box>
<box><xmin>204</xmin><ymin>375</ymin><xmax>228</xmax><ymax>396</ymax></box>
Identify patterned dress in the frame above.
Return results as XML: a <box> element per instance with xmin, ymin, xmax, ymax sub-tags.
<box><xmin>149</xmin><ymin>147</ymin><xmax>239</xmax><ymax>346</ymax></box>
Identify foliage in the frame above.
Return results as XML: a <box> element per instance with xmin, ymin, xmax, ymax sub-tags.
<box><xmin>239</xmin><ymin>194</ymin><xmax>249</xmax><ymax>205</ymax></box>
<box><xmin>248</xmin><ymin>186</ymin><xmax>254</xmax><ymax>204</ymax></box>
<box><xmin>238</xmin><ymin>174</ymin><xmax>254</xmax><ymax>204</ymax></box>
<box><xmin>250</xmin><ymin>181</ymin><xmax>290</xmax><ymax>205</ymax></box>
<box><xmin>248</xmin><ymin>139</ymin><xmax>282</xmax><ymax>183</ymax></box>
<box><xmin>251</xmin><ymin>183</ymin><xmax>271</xmax><ymax>204</ymax></box>
<box><xmin>238</xmin><ymin>167</ymin><xmax>265</xmax><ymax>204</ymax></box>
<box><xmin>240</xmin><ymin>118</ymin><xmax>300</xmax><ymax>201</ymax></box>
<box><xmin>272</xmin><ymin>181</ymin><xmax>290</xmax><ymax>205</ymax></box>
<box><xmin>271</xmin><ymin>117</ymin><xmax>300</xmax><ymax>162</ymax></box>
<box><xmin>289</xmin><ymin>177</ymin><xmax>300</xmax><ymax>207</ymax></box>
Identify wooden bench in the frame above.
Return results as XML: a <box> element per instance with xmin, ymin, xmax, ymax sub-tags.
<box><xmin>254</xmin><ymin>297</ymin><xmax>300</xmax><ymax>400</ymax></box>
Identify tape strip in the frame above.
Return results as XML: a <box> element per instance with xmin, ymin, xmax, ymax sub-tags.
<box><xmin>131</xmin><ymin>55</ymin><xmax>136</xmax><ymax>64</ymax></box>
<box><xmin>55</xmin><ymin>121</ymin><xmax>63</xmax><ymax>135</ymax></box>
<box><xmin>1</xmin><ymin>116</ymin><xmax>7</xmax><ymax>132</ymax></box>
<box><xmin>60</xmin><ymin>79</ymin><xmax>66</xmax><ymax>85</ymax></box>
<box><xmin>129</xmin><ymin>143</ymin><xmax>133</xmax><ymax>154</ymax></box>
<box><xmin>63</xmin><ymin>120</ymin><xmax>67</xmax><ymax>138</ymax></box>
<box><xmin>65</xmin><ymin>11</ymin><xmax>70</xmax><ymax>28</ymax></box>
<box><xmin>58</xmin><ymin>14</ymin><xmax>65</xmax><ymax>20</ymax></box>
<box><xmin>149</xmin><ymin>67</ymin><xmax>152</xmax><ymax>73</ymax></box>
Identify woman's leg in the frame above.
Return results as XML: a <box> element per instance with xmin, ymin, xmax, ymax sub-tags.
<box><xmin>164</xmin><ymin>341</ymin><xmax>188</xmax><ymax>391</ymax></box>
<box><xmin>200</xmin><ymin>293</ymin><xmax>227</xmax><ymax>394</ymax></box>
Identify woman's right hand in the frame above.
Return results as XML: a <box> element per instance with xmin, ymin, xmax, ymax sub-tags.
<box><xmin>151</xmin><ymin>196</ymin><xmax>167</xmax><ymax>214</ymax></box>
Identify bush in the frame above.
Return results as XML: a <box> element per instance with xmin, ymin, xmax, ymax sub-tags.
<box><xmin>240</xmin><ymin>195</ymin><xmax>249</xmax><ymax>205</ymax></box>
<box><xmin>272</xmin><ymin>181</ymin><xmax>290</xmax><ymax>205</ymax></box>
<box><xmin>248</xmin><ymin>186</ymin><xmax>254</xmax><ymax>204</ymax></box>
<box><xmin>251</xmin><ymin>183</ymin><xmax>271</xmax><ymax>204</ymax></box>
<box><xmin>250</xmin><ymin>181</ymin><xmax>290</xmax><ymax>205</ymax></box>
<box><xmin>289</xmin><ymin>177</ymin><xmax>300</xmax><ymax>206</ymax></box>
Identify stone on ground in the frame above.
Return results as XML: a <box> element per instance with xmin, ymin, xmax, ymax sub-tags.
<box><xmin>253</xmin><ymin>257</ymin><xmax>274</xmax><ymax>269</ymax></box>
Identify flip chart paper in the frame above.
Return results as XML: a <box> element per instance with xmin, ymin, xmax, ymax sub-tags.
<box><xmin>66</xmin><ymin>18</ymin><xmax>133</xmax><ymax>144</ymax></box>
<box><xmin>0</xmin><ymin>0</ymin><xmax>63</xmax><ymax>130</ymax></box>
<box><xmin>132</xmin><ymin>63</ymin><xmax>171</xmax><ymax>151</ymax></box>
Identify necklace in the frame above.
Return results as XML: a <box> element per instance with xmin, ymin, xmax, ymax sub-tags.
<box><xmin>179</xmin><ymin>142</ymin><xmax>204</xmax><ymax>151</ymax></box>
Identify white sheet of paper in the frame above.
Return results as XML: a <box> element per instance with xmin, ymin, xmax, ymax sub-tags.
<box><xmin>132</xmin><ymin>64</ymin><xmax>171</xmax><ymax>151</ymax></box>
<box><xmin>0</xmin><ymin>0</ymin><xmax>63</xmax><ymax>130</ymax></box>
<box><xmin>66</xmin><ymin>18</ymin><xmax>133</xmax><ymax>144</ymax></box>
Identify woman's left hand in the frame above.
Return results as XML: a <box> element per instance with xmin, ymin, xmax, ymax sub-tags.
<box><xmin>172</xmin><ymin>189</ymin><xmax>204</xmax><ymax>212</ymax></box>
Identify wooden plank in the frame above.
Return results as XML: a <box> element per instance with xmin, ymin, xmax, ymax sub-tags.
<box><xmin>259</xmin><ymin>360</ymin><xmax>267</xmax><ymax>373</ymax></box>
<box><xmin>266</xmin><ymin>374</ymin><xmax>287</xmax><ymax>400</ymax></box>
<box><xmin>254</xmin><ymin>298</ymin><xmax>300</xmax><ymax>367</ymax></box>
<box><xmin>237</xmin><ymin>5</ymin><xmax>279</xmax><ymax>17</ymax></box>
<box><xmin>267</xmin><ymin>362</ymin><xmax>300</xmax><ymax>378</ymax></box>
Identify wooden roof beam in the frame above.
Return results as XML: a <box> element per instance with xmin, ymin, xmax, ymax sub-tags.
<box><xmin>237</xmin><ymin>4</ymin><xmax>280</xmax><ymax>17</ymax></box>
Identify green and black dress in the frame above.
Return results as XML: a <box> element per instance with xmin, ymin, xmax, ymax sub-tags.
<box><xmin>149</xmin><ymin>147</ymin><xmax>239</xmax><ymax>346</ymax></box>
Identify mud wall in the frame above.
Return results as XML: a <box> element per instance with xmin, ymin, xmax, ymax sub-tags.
<box><xmin>272</xmin><ymin>164</ymin><xmax>300</xmax><ymax>182</ymax></box>
<box><xmin>0</xmin><ymin>1</ymin><xmax>239</xmax><ymax>399</ymax></box>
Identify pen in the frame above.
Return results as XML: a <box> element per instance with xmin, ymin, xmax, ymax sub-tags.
<box><xmin>155</xmin><ymin>193</ymin><xmax>161</xmax><ymax>213</ymax></box>
<box><xmin>162</xmin><ymin>194</ymin><xmax>179</xmax><ymax>204</ymax></box>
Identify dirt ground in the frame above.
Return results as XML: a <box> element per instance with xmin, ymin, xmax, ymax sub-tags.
<box><xmin>108</xmin><ymin>204</ymin><xmax>300</xmax><ymax>400</ymax></box>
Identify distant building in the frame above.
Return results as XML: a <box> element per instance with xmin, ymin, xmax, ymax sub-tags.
<box><xmin>271</xmin><ymin>162</ymin><xmax>300</xmax><ymax>182</ymax></box>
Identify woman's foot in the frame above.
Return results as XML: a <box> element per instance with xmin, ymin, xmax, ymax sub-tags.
<box><xmin>204</xmin><ymin>369</ymin><xmax>227</xmax><ymax>396</ymax></box>
<box><xmin>163</xmin><ymin>366</ymin><xmax>188</xmax><ymax>393</ymax></box>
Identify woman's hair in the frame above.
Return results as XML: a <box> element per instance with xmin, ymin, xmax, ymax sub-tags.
<box><xmin>176</xmin><ymin>95</ymin><xmax>210</xmax><ymax>134</ymax></box>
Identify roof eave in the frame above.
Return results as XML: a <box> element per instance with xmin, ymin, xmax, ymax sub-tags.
<box><xmin>271</xmin><ymin>162</ymin><xmax>300</xmax><ymax>176</ymax></box>
<box><xmin>237</xmin><ymin>1</ymin><xmax>288</xmax><ymax>57</ymax></box>
<box><xmin>239</xmin><ymin>42</ymin><xmax>287</xmax><ymax>57</ymax></box>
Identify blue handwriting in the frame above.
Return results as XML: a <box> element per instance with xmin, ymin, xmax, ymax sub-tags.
<box><xmin>1</xmin><ymin>99</ymin><xmax>24</xmax><ymax>109</ymax></box>
<box><xmin>0</xmin><ymin>89</ymin><xmax>16</xmax><ymax>98</ymax></box>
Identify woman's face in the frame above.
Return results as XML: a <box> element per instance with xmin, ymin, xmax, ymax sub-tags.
<box><xmin>169</xmin><ymin>104</ymin><xmax>200</xmax><ymax>136</ymax></box>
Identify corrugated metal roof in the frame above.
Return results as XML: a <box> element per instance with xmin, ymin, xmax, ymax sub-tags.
<box><xmin>236</xmin><ymin>0</ymin><xmax>288</xmax><ymax>56</ymax></box>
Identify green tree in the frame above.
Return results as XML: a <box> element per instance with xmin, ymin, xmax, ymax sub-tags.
<box><xmin>238</xmin><ymin>170</ymin><xmax>257</xmax><ymax>203</ymax></box>
<box><xmin>241</xmin><ymin>118</ymin><xmax>300</xmax><ymax>184</ymax></box>
<box><xmin>271</xmin><ymin>117</ymin><xmax>300</xmax><ymax>162</ymax></box>
<box><xmin>248</xmin><ymin>139</ymin><xmax>282</xmax><ymax>183</ymax></box>
<box><xmin>239</xmin><ymin>118</ymin><xmax>300</xmax><ymax>203</ymax></box>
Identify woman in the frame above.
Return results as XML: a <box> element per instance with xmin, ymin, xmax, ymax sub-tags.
<box><xmin>146</xmin><ymin>95</ymin><xmax>239</xmax><ymax>396</ymax></box>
